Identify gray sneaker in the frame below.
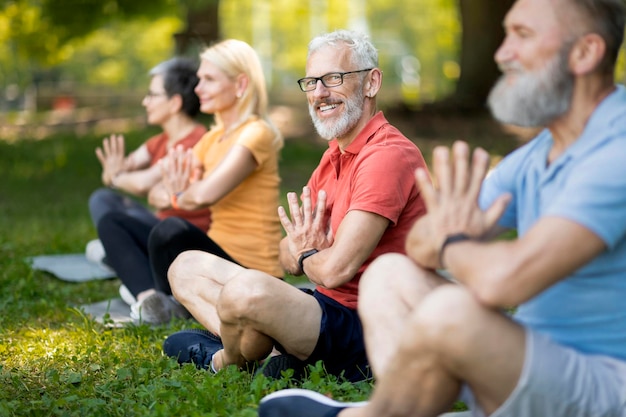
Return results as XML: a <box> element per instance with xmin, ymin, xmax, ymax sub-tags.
<box><xmin>130</xmin><ymin>292</ymin><xmax>172</xmax><ymax>324</ymax></box>
<box><xmin>130</xmin><ymin>292</ymin><xmax>191</xmax><ymax>324</ymax></box>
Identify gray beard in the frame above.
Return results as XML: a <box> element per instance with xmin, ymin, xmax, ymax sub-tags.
<box><xmin>487</xmin><ymin>47</ymin><xmax>574</xmax><ymax>128</ymax></box>
<box><xmin>309</xmin><ymin>89</ymin><xmax>365</xmax><ymax>140</ymax></box>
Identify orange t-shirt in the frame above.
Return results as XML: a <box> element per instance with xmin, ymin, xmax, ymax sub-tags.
<box><xmin>146</xmin><ymin>125</ymin><xmax>212</xmax><ymax>232</ymax></box>
<box><xmin>193</xmin><ymin>117</ymin><xmax>283</xmax><ymax>277</ymax></box>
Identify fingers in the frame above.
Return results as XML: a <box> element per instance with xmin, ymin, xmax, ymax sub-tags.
<box><xmin>452</xmin><ymin>141</ymin><xmax>470</xmax><ymax>196</ymax></box>
<box><xmin>415</xmin><ymin>167</ymin><xmax>437</xmax><ymax>210</ymax></box>
<box><xmin>95</xmin><ymin>148</ymin><xmax>105</xmax><ymax>165</ymax></box>
<box><xmin>102</xmin><ymin>136</ymin><xmax>111</xmax><ymax>157</ymax></box>
<box><xmin>301</xmin><ymin>186</ymin><xmax>312</xmax><ymax>224</ymax></box>
<box><xmin>467</xmin><ymin>147</ymin><xmax>491</xmax><ymax>199</ymax></box>
<box><xmin>277</xmin><ymin>206</ymin><xmax>293</xmax><ymax>233</ymax></box>
<box><xmin>432</xmin><ymin>146</ymin><xmax>451</xmax><ymax>195</ymax></box>
<box><xmin>312</xmin><ymin>189</ymin><xmax>327</xmax><ymax>229</ymax></box>
<box><xmin>112</xmin><ymin>134</ymin><xmax>124</xmax><ymax>156</ymax></box>
<box><xmin>484</xmin><ymin>193</ymin><xmax>512</xmax><ymax>229</ymax></box>
<box><xmin>286</xmin><ymin>192</ymin><xmax>302</xmax><ymax>227</ymax></box>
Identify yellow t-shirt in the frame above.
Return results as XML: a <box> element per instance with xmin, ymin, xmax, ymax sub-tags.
<box><xmin>193</xmin><ymin>117</ymin><xmax>283</xmax><ymax>277</ymax></box>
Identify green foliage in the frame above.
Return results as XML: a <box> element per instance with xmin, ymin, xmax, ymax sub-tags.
<box><xmin>59</xmin><ymin>17</ymin><xmax>184</xmax><ymax>88</ymax></box>
<box><xmin>220</xmin><ymin>0</ymin><xmax>461</xmax><ymax>103</ymax></box>
<box><xmin>39</xmin><ymin>0</ymin><xmax>178</xmax><ymax>45</ymax></box>
<box><xmin>0</xmin><ymin>128</ymin><xmax>375</xmax><ymax>416</ymax></box>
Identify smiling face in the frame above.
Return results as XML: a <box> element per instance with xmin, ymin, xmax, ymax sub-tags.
<box><xmin>487</xmin><ymin>0</ymin><xmax>575</xmax><ymax>126</ymax></box>
<box><xmin>142</xmin><ymin>75</ymin><xmax>173</xmax><ymax>126</ymax></box>
<box><xmin>304</xmin><ymin>45</ymin><xmax>367</xmax><ymax>141</ymax></box>
<box><xmin>194</xmin><ymin>59</ymin><xmax>239</xmax><ymax>116</ymax></box>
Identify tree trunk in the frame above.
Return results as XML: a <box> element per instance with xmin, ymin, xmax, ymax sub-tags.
<box><xmin>452</xmin><ymin>0</ymin><xmax>515</xmax><ymax>109</ymax></box>
<box><xmin>174</xmin><ymin>1</ymin><xmax>220</xmax><ymax>55</ymax></box>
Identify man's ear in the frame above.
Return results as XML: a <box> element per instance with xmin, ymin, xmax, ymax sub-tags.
<box><xmin>364</xmin><ymin>68</ymin><xmax>383</xmax><ymax>98</ymax></box>
<box><xmin>569</xmin><ymin>33</ymin><xmax>606</xmax><ymax>75</ymax></box>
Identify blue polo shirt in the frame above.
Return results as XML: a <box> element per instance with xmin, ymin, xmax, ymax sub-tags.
<box><xmin>479</xmin><ymin>85</ymin><xmax>626</xmax><ymax>361</ymax></box>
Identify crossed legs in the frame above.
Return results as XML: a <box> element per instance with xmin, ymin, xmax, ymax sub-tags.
<box><xmin>169</xmin><ymin>250</ymin><xmax>322</xmax><ymax>370</ymax></box>
<box><xmin>342</xmin><ymin>253</ymin><xmax>525</xmax><ymax>417</ymax></box>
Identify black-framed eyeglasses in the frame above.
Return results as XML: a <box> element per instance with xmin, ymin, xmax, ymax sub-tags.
<box><xmin>297</xmin><ymin>68</ymin><xmax>373</xmax><ymax>92</ymax></box>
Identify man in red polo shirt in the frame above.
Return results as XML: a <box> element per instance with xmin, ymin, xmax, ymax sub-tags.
<box><xmin>161</xmin><ymin>29</ymin><xmax>429</xmax><ymax>381</ymax></box>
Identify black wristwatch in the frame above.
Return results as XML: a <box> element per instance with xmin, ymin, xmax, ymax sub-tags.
<box><xmin>298</xmin><ymin>249</ymin><xmax>319</xmax><ymax>273</ymax></box>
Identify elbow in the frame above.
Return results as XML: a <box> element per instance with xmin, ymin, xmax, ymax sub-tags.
<box><xmin>189</xmin><ymin>190</ymin><xmax>215</xmax><ymax>208</ymax></box>
<box><xmin>315</xmin><ymin>263</ymin><xmax>356</xmax><ymax>289</ymax></box>
<box><xmin>464</xmin><ymin>267</ymin><xmax>522</xmax><ymax>309</ymax></box>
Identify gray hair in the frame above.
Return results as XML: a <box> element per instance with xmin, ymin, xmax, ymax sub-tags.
<box><xmin>307</xmin><ymin>30</ymin><xmax>379</xmax><ymax>69</ymax></box>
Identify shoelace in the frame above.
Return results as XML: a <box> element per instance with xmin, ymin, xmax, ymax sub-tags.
<box><xmin>188</xmin><ymin>343</ymin><xmax>213</xmax><ymax>370</ymax></box>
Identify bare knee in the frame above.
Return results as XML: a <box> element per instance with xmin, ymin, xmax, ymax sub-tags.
<box><xmin>409</xmin><ymin>286</ymin><xmax>484</xmax><ymax>355</ymax></box>
<box><xmin>361</xmin><ymin>253</ymin><xmax>408</xmax><ymax>288</ymax></box>
<box><xmin>217</xmin><ymin>271</ymin><xmax>273</xmax><ymax>323</ymax></box>
<box><xmin>359</xmin><ymin>253</ymin><xmax>433</xmax><ymax>318</ymax></box>
<box><xmin>168</xmin><ymin>250</ymin><xmax>209</xmax><ymax>301</ymax></box>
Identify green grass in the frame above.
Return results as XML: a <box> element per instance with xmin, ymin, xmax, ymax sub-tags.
<box><xmin>0</xmin><ymin>128</ymin><xmax>375</xmax><ymax>416</ymax></box>
<box><xmin>0</xmin><ymin>116</ymin><xmax>519</xmax><ymax>416</ymax></box>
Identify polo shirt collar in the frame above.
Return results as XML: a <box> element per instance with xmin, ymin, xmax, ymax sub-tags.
<box><xmin>328</xmin><ymin>111</ymin><xmax>388</xmax><ymax>155</ymax></box>
<box><xmin>531</xmin><ymin>84</ymin><xmax>626</xmax><ymax>181</ymax></box>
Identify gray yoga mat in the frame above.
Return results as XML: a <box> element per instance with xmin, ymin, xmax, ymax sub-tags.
<box><xmin>27</xmin><ymin>254</ymin><xmax>116</xmax><ymax>282</ymax></box>
<box><xmin>78</xmin><ymin>297</ymin><xmax>133</xmax><ymax>327</ymax></box>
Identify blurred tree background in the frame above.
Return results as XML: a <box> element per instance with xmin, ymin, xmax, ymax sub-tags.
<box><xmin>1</xmin><ymin>0</ymin><xmax>625</xmax><ymax>139</ymax></box>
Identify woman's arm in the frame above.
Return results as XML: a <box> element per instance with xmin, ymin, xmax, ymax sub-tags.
<box><xmin>156</xmin><ymin>145</ymin><xmax>258</xmax><ymax>211</ymax></box>
<box><xmin>96</xmin><ymin>134</ymin><xmax>155</xmax><ymax>196</ymax></box>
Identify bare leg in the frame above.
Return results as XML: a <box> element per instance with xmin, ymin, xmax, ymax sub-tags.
<box><xmin>168</xmin><ymin>250</ymin><xmax>246</xmax><ymax>335</ymax></box>
<box><xmin>342</xmin><ymin>285</ymin><xmax>525</xmax><ymax>417</ymax></box>
<box><xmin>358</xmin><ymin>253</ymin><xmax>450</xmax><ymax>375</ymax></box>
<box><xmin>216</xmin><ymin>271</ymin><xmax>322</xmax><ymax>369</ymax></box>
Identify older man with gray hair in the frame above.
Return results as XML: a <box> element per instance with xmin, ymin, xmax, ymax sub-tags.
<box><xmin>259</xmin><ymin>0</ymin><xmax>626</xmax><ymax>416</ymax></box>
<box><xmin>161</xmin><ymin>30</ymin><xmax>429</xmax><ymax>382</ymax></box>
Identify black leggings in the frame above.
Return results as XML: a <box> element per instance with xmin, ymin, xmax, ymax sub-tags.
<box><xmin>147</xmin><ymin>217</ymin><xmax>238</xmax><ymax>295</ymax></box>
<box><xmin>98</xmin><ymin>213</ymin><xmax>237</xmax><ymax>298</ymax></box>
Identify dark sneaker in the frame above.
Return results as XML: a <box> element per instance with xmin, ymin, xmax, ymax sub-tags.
<box><xmin>255</xmin><ymin>354</ymin><xmax>307</xmax><ymax>380</ymax></box>
<box><xmin>162</xmin><ymin>329</ymin><xmax>223</xmax><ymax>371</ymax></box>
<box><xmin>258</xmin><ymin>389</ymin><xmax>367</xmax><ymax>417</ymax></box>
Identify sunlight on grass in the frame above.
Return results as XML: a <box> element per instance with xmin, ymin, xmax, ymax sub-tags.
<box><xmin>0</xmin><ymin>120</ymin><xmax>517</xmax><ymax>415</ymax></box>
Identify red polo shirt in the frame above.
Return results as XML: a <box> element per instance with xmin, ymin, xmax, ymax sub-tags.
<box><xmin>308</xmin><ymin>112</ymin><xmax>428</xmax><ymax>309</ymax></box>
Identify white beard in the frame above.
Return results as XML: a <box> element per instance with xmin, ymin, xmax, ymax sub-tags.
<box><xmin>309</xmin><ymin>88</ymin><xmax>365</xmax><ymax>140</ymax></box>
<box><xmin>487</xmin><ymin>45</ymin><xmax>574</xmax><ymax>127</ymax></box>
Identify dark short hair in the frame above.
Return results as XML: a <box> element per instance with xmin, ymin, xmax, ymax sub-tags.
<box><xmin>567</xmin><ymin>0</ymin><xmax>625</xmax><ymax>73</ymax></box>
<box><xmin>149</xmin><ymin>57</ymin><xmax>201</xmax><ymax>118</ymax></box>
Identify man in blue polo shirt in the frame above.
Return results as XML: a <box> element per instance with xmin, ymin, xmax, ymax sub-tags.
<box><xmin>258</xmin><ymin>0</ymin><xmax>626</xmax><ymax>416</ymax></box>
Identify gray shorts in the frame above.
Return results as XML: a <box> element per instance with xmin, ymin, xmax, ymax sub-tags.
<box><xmin>461</xmin><ymin>329</ymin><xmax>626</xmax><ymax>417</ymax></box>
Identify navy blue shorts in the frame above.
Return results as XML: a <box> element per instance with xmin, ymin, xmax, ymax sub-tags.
<box><xmin>277</xmin><ymin>289</ymin><xmax>371</xmax><ymax>382</ymax></box>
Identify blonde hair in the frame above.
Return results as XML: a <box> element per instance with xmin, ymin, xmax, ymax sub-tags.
<box><xmin>200</xmin><ymin>39</ymin><xmax>283</xmax><ymax>149</ymax></box>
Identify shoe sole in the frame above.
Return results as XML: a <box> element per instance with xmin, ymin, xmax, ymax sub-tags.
<box><xmin>260</xmin><ymin>388</ymin><xmax>367</xmax><ymax>408</ymax></box>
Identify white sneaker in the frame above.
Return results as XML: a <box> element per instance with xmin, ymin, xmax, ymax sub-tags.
<box><xmin>85</xmin><ymin>239</ymin><xmax>113</xmax><ymax>272</ymax></box>
<box><xmin>119</xmin><ymin>284</ymin><xmax>137</xmax><ymax>306</ymax></box>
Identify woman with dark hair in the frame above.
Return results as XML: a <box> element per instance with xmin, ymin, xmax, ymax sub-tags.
<box><xmin>88</xmin><ymin>57</ymin><xmax>210</xmax><ymax>307</ymax></box>
<box><xmin>99</xmin><ymin>40</ymin><xmax>284</xmax><ymax>325</ymax></box>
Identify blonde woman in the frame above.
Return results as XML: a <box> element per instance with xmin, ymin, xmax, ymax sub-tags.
<box><xmin>100</xmin><ymin>39</ymin><xmax>284</xmax><ymax>324</ymax></box>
